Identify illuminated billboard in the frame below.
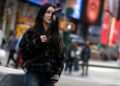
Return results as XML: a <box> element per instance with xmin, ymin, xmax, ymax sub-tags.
<box><xmin>108</xmin><ymin>17</ymin><xmax>120</xmax><ymax>46</ymax></box>
<box><xmin>81</xmin><ymin>0</ymin><xmax>104</xmax><ymax>25</ymax></box>
<box><xmin>101</xmin><ymin>11</ymin><xmax>111</xmax><ymax>45</ymax></box>
<box><xmin>101</xmin><ymin>11</ymin><xmax>120</xmax><ymax>46</ymax></box>
<box><xmin>26</xmin><ymin>0</ymin><xmax>48</xmax><ymax>6</ymax></box>
<box><xmin>68</xmin><ymin>0</ymin><xmax>83</xmax><ymax>20</ymax></box>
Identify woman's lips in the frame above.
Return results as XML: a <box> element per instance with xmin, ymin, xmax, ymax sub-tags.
<box><xmin>90</xmin><ymin>3</ymin><xmax>98</xmax><ymax>11</ymax></box>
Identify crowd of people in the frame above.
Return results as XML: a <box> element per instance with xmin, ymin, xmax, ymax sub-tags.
<box><xmin>0</xmin><ymin>32</ymin><xmax>92</xmax><ymax>77</ymax></box>
<box><xmin>64</xmin><ymin>41</ymin><xmax>91</xmax><ymax>76</ymax></box>
<box><xmin>0</xmin><ymin>29</ymin><xmax>92</xmax><ymax>78</ymax></box>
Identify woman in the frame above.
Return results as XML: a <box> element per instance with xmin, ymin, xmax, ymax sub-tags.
<box><xmin>19</xmin><ymin>3</ymin><xmax>65</xmax><ymax>86</ymax></box>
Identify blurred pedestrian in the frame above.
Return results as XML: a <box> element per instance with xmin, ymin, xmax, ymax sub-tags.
<box><xmin>6</xmin><ymin>31</ymin><xmax>18</xmax><ymax>67</ymax></box>
<box><xmin>75</xmin><ymin>43</ymin><xmax>81</xmax><ymax>71</ymax></box>
<box><xmin>80</xmin><ymin>41</ymin><xmax>91</xmax><ymax>76</ymax></box>
<box><xmin>0</xmin><ymin>37</ymin><xmax>6</xmax><ymax>49</ymax></box>
<box><xmin>0</xmin><ymin>30</ymin><xmax>3</xmax><ymax>48</ymax></box>
<box><xmin>117</xmin><ymin>53</ymin><xmax>120</xmax><ymax>66</ymax></box>
<box><xmin>64</xmin><ymin>41</ymin><xmax>77</xmax><ymax>74</ymax></box>
<box><xmin>19</xmin><ymin>3</ymin><xmax>65</xmax><ymax>86</ymax></box>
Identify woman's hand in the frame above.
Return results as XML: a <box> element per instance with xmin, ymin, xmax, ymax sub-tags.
<box><xmin>51</xmin><ymin>74</ymin><xmax>59</xmax><ymax>83</ymax></box>
<box><xmin>40</xmin><ymin>35</ymin><xmax>48</xmax><ymax>42</ymax></box>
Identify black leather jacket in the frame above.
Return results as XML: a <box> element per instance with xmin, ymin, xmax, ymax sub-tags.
<box><xmin>19</xmin><ymin>28</ymin><xmax>65</xmax><ymax>78</ymax></box>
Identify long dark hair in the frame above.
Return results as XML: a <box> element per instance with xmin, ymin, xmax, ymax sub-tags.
<box><xmin>33</xmin><ymin>3</ymin><xmax>63</xmax><ymax>56</ymax></box>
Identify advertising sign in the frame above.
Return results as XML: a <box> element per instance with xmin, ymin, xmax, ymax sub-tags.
<box><xmin>101</xmin><ymin>12</ymin><xmax>120</xmax><ymax>46</ymax></box>
<box><xmin>26</xmin><ymin>0</ymin><xmax>48</xmax><ymax>6</ymax></box>
<box><xmin>81</xmin><ymin>0</ymin><xmax>104</xmax><ymax>25</ymax></box>
<box><xmin>86</xmin><ymin>0</ymin><xmax>104</xmax><ymax>24</ymax></box>
<box><xmin>108</xmin><ymin>18</ymin><xmax>120</xmax><ymax>46</ymax></box>
<box><xmin>68</xmin><ymin>0</ymin><xmax>83</xmax><ymax>20</ymax></box>
<box><xmin>101</xmin><ymin>11</ymin><xmax>111</xmax><ymax>45</ymax></box>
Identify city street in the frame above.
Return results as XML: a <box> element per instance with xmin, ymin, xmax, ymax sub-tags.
<box><xmin>0</xmin><ymin>0</ymin><xmax>120</xmax><ymax>86</ymax></box>
<box><xmin>57</xmin><ymin>76</ymin><xmax>106</xmax><ymax>86</ymax></box>
<box><xmin>0</xmin><ymin>52</ymin><xmax>120</xmax><ymax>86</ymax></box>
<box><xmin>0</xmin><ymin>64</ymin><xmax>120</xmax><ymax>86</ymax></box>
<box><xmin>56</xmin><ymin>67</ymin><xmax>120</xmax><ymax>86</ymax></box>
<box><xmin>56</xmin><ymin>75</ymin><xmax>105</xmax><ymax>86</ymax></box>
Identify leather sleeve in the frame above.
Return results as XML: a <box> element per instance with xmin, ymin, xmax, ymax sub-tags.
<box><xmin>19</xmin><ymin>29</ymin><xmax>44</xmax><ymax>61</ymax></box>
<box><xmin>55</xmin><ymin>53</ymin><xmax>65</xmax><ymax>76</ymax></box>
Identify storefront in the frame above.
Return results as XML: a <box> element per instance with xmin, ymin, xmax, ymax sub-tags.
<box><xmin>2</xmin><ymin>0</ymin><xmax>40</xmax><ymax>38</ymax></box>
<box><xmin>0</xmin><ymin>0</ymin><xmax>6</xmax><ymax>30</ymax></box>
<box><xmin>15</xmin><ymin>1</ymin><xmax>39</xmax><ymax>37</ymax></box>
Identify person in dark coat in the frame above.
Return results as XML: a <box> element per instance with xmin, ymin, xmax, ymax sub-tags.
<box><xmin>19</xmin><ymin>3</ymin><xmax>65</xmax><ymax>86</ymax></box>
<box><xmin>80</xmin><ymin>41</ymin><xmax>91</xmax><ymax>76</ymax></box>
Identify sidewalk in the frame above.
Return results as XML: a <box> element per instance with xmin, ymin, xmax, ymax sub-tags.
<box><xmin>79</xmin><ymin>60</ymin><xmax>120</xmax><ymax>69</ymax></box>
<box><xmin>62</xmin><ymin>66</ymin><xmax>120</xmax><ymax>86</ymax></box>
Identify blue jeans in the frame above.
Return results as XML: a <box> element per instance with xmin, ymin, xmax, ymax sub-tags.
<box><xmin>24</xmin><ymin>72</ymin><xmax>54</xmax><ymax>86</ymax></box>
